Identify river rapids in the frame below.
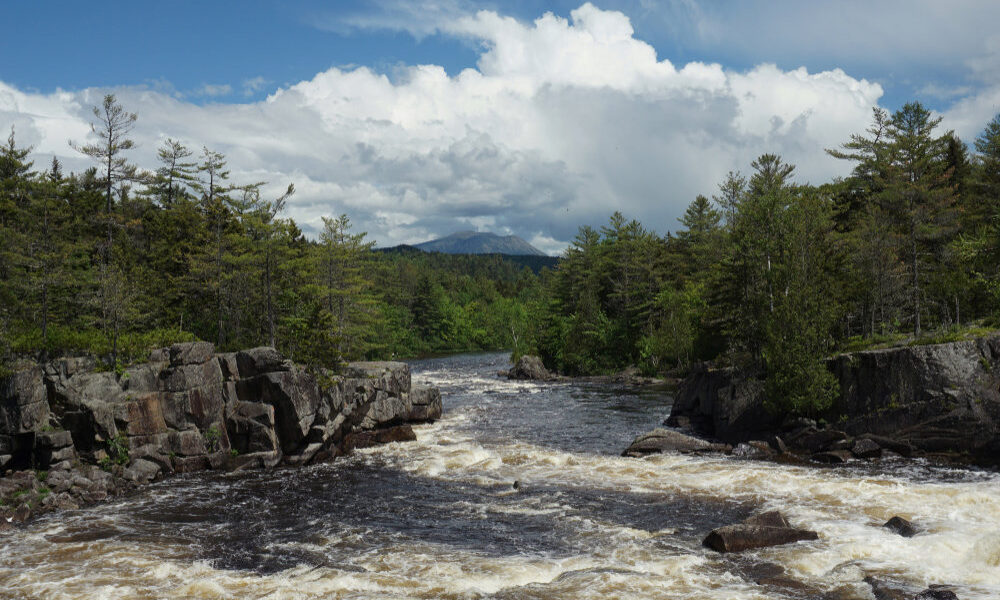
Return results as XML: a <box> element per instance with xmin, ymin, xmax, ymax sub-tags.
<box><xmin>1</xmin><ymin>352</ymin><xmax>999</xmax><ymax>599</ymax></box>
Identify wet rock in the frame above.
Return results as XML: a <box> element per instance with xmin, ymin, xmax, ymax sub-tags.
<box><xmin>864</xmin><ymin>576</ymin><xmax>910</xmax><ymax>600</ymax></box>
<box><xmin>768</xmin><ymin>435</ymin><xmax>788</xmax><ymax>453</ymax></box>
<box><xmin>507</xmin><ymin>355</ymin><xmax>552</xmax><ymax>381</ymax></box>
<box><xmin>732</xmin><ymin>441</ymin><xmax>775</xmax><ymax>459</ymax></box>
<box><xmin>124</xmin><ymin>458</ymin><xmax>161</xmax><ymax>483</ymax></box>
<box><xmin>851</xmin><ymin>437</ymin><xmax>882</xmax><ymax>459</ymax></box>
<box><xmin>822</xmin><ymin>585</ymin><xmax>872</xmax><ymax>600</ymax></box>
<box><xmin>622</xmin><ymin>428</ymin><xmax>728</xmax><ymax>457</ymax></box>
<box><xmin>797</xmin><ymin>429</ymin><xmax>849</xmax><ymax>453</ymax></box>
<box><xmin>703</xmin><ymin>511</ymin><xmax>819</xmax><ymax>553</ymax></box>
<box><xmin>812</xmin><ymin>449</ymin><xmax>855</xmax><ymax>464</ymax></box>
<box><xmin>341</xmin><ymin>425</ymin><xmax>416</xmax><ymax>452</ymax></box>
<box><xmin>168</xmin><ymin>341</ymin><xmax>215</xmax><ymax>367</ymax></box>
<box><xmin>883</xmin><ymin>515</ymin><xmax>917</xmax><ymax>538</ymax></box>
<box><xmin>860</xmin><ymin>434</ymin><xmax>915</xmax><ymax>457</ymax></box>
<box><xmin>914</xmin><ymin>586</ymin><xmax>959</xmax><ymax>599</ymax></box>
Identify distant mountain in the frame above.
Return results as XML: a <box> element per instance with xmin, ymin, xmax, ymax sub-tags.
<box><xmin>412</xmin><ymin>231</ymin><xmax>547</xmax><ymax>256</ymax></box>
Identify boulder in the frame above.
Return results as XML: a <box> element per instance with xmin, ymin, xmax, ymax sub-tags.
<box><xmin>235</xmin><ymin>347</ymin><xmax>290</xmax><ymax>378</ymax></box>
<box><xmin>882</xmin><ymin>515</ymin><xmax>917</xmax><ymax>538</ymax></box>
<box><xmin>507</xmin><ymin>355</ymin><xmax>552</xmax><ymax>381</ymax></box>
<box><xmin>358</xmin><ymin>390</ymin><xmax>411</xmax><ymax>430</ymax></box>
<box><xmin>168</xmin><ymin>341</ymin><xmax>215</xmax><ymax>367</ymax></box>
<box><xmin>812</xmin><ymin>450</ymin><xmax>855</xmax><ymax>464</ymax></box>
<box><xmin>408</xmin><ymin>386</ymin><xmax>443</xmax><ymax>422</ymax></box>
<box><xmin>914</xmin><ymin>587</ymin><xmax>959</xmax><ymax>600</ymax></box>
<box><xmin>622</xmin><ymin>428</ymin><xmax>728</xmax><ymax>457</ymax></box>
<box><xmin>702</xmin><ymin>511</ymin><xmax>819</xmax><ymax>553</ymax></box>
<box><xmin>124</xmin><ymin>458</ymin><xmax>161</xmax><ymax>483</ymax></box>
<box><xmin>795</xmin><ymin>429</ymin><xmax>849</xmax><ymax>453</ymax></box>
<box><xmin>851</xmin><ymin>437</ymin><xmax>882</xmax><ymax>459</ymax></box>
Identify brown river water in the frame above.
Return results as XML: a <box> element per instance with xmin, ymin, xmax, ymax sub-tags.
<box><xmin>1</xmin><ymin>352</ymin><xmax>998</xmax><ymax>599</ymax></box>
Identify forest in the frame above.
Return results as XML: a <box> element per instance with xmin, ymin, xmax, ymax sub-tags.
<box><xmin>4</xmin><ymin>95</ymin><xmax>1000</xmax><ymax>416</ymax></box>
<box><xmin>0</xmin><ymin>95</ymin><xmax>541</xmax><ymax>373</ymax></box>
<box><xmin>532</xmin><ymin>103</ymin><xmax>1000</xmax><ymax>415</ymax></box>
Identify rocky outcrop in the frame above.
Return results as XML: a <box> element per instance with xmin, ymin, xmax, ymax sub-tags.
<box><xmin>0</xmin><ymin>343</ymin><xmax>442</xmax><ymax>523</ymax></box>
<box><xmin>665</xmin><ymin>335</ymin><xmax>1000</xmax><ymax>462</ymax></box>
<box><xmin>702</xmin><ymin>511</ymin><xmax>819</xmax><ymax>553</ymax></box>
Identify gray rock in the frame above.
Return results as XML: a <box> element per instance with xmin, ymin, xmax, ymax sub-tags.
<box><xmin>124</xmin><ymin>458</ymin><xmax>161</xmax><ymax>483</ymax></box>
<box><xmin>622</xmin><ymin>428</ymin><xmax>728</xmax><ymax>456</ymax></box>
<box><xmin>236</xmin><ymin>347</ymin><xmax>290</xmax><ymax>378</ymax></box>
<box><xmin>36</xmin><ymin>430</ymin><xmax>74</xmax><ymax>449</ymax></box>
<box><xmin>703</xmin><ymin>511</ymin><xmax>819</xmax><ymax>553</ymax></box>
<box><xmin>169</xmin><ymin>429</ymin><xmax>207</xmax><ymax>457</ymax></box>
<box><xmin>507</xmin><ymin>355</ymin><xmax>552</xmax><ymax>381</ymax></box>
<box><xmin>238</xmin><ymin>369</ymin><xmax>320</xmax><ymax>453</ymax></box>
<box><xmin>342</xmin><ymin>361</ymin><xmax>411</xmax><ymax>396</ymax></box>
<box><xmin>851</xmin><ymin>437</ymin><xmax>882</xmax><ymax>459</ymax></box>
<box><xmin>168</xmin><ymin>341</ymin><xmax>216</xmax><ymax>366</ymax></box>
<box><xmin>0</xmin><ymin>365</ymin><xmax>50</xmax><ymax>435</ymax></box>
<box><xmin>408</xmin><ymin>386</ymin><xmax>442</xmax><ymax>422</ymax></box>
<box><xmin>666</xmin><ymin>334</ymin><xmax>1000</xmax><ymax>459</ymax></box>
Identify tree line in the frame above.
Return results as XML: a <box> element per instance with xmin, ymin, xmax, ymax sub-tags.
<box><xmin>530</xmin><ymin>102</ymin><xmax>1000</xmax><ymax>415</ymax></box>
<box><xmin>0</xmin><ymin>94</ymin><xmax>542</xmax><ymax>373</ymax></box>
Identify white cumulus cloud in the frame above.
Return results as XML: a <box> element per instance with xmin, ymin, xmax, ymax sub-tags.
<box><xmin>0</xmin><ymin>3</ymin><xmax>886</xmax><ymax>253</ymax></box>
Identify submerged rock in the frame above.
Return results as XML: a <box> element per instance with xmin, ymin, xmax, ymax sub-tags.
<box><xmin>703</xmin><ymin>511</ymin><xmax>819</xmax><ymax>553</ymax></box>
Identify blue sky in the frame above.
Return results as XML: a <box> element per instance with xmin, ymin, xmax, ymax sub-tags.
<box><xmin>2</xmin><ymin>1</ymin><xmax>999</xmax><ymax>253</ymax></box>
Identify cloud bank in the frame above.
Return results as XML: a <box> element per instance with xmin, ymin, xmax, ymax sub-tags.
<box><xmin>4</xmin><ymin>2</ymin><xmax>967</xmax><ymax>254</ymax></box>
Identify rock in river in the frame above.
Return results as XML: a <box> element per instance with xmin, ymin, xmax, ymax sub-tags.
<box><xmin>622</xmin><ymin>428</ymin><xmax>729</xmax><ymax>457</ymax></box>
<box><xmin>702</xmin><ymin>510</ymin><xmax>819</xmax><ymax>553</ymax></box>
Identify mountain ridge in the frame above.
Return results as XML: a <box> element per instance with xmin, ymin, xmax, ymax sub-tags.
<box><xmin>411</xmin><ymin>230</ymin><xmax>547</xmax><ymax>256</ymax></box>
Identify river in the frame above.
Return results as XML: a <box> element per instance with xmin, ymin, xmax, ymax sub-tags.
<box><xmin>1</xmin><ymin>352</ymin><xmax>999</xmax><ymax>599</ymax></box>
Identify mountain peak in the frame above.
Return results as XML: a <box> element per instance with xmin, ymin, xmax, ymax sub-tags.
<box><xmin>413</xmin><ymin>231</ymin><xmax>546</xmax><ymax>256</ymax></box>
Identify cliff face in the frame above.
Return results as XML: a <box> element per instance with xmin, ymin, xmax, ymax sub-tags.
<box><xmin>0</xmin><ymin>343</ymin><xmax>441</xmax><ymax>481</ymax></box>
<box><xmin>667</xmin><ymin>335</ymin><xmax>1000</xmax><ymax>460</ymax></box>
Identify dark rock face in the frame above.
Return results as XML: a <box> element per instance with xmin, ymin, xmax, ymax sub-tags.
<box><xmin>0</xmin><ymin>342</ymin><xmax>441</xmax><ymax>521</ymax></box>
<box><xmin>702</xmin><ymin>511</ymin><xmax>819</xmax><ymax>553</ymax></box>
<box><xmin>666</xmin><ymin>335</ymin><xmax>1000</xmax><ymax>460</ymax></box>
<box><xmin>883</xmin><ymin>516</ymin><xmax>917</xmax><ymax>538</ymax></box>
<box><xmin>622</xmin><ymin>428</ymin><xmax>729</xmax><ymax>457</ymax></box>
<box><xmin>507</xmin><ymin>355</ymin><xmax>552</xmax><ymax>381</ymax></box>
<box><xmin>914</xmin><ymin>587</ymin><xmax>959</xmax><ymax>600</ymax></box>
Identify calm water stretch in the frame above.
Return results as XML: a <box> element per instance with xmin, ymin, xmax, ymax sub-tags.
<box><xmin>1</xmin><ymin>352</ymin><xmax>999</xmax><ymax>599</ymax></box>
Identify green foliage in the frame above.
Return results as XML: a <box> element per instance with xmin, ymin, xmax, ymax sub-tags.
<box><xmin>203</xmin><ymin>426</ymin><xmax>221</xmax><ymax>452</ymax></box>
<box><xmin>106</xmin><ymin>433</ymin><xmax>129</xmax><ymax>466</ymax></box>
<box><xmin>35</xmin><ymin>470</ymin><xmax>48</xmax><ymax>482</ymax></box>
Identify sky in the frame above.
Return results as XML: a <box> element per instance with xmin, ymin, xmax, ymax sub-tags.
<box><xmin>2</xmin><ymin>0</ymin><xmax>999</xmax><ymax>255</ymax></box>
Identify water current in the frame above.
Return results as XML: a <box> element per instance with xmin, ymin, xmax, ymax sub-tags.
<box><xmin>2</xmin><ymin>352</ymin><xmax>999</xmax><ymax>599</ymax></box>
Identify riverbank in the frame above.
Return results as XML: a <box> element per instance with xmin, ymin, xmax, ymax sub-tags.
<box><xmin>623</xmin><ymin>333</ymin><xmax>1000</xmax><ymax>468</ymax></box>
<box><xmin>0</xmin><ymin>343</ymin><xmax>441</xmax><ymax>527</ymax></box>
